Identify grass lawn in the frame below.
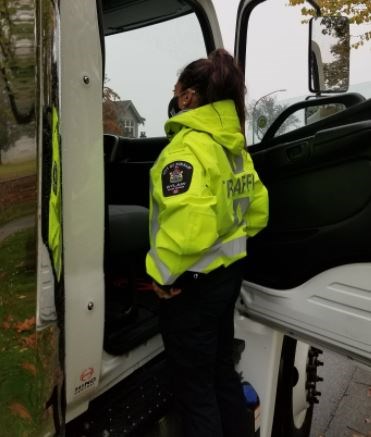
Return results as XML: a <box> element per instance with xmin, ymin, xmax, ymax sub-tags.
<box><xmin>0</xmin><ymin>160</ymin><xmax>36</xmax><ymax>181</ymax></box>
<box><xmin>0</xmin><ymin>159</ymin><xmax>37</xmax><ymax>227</ymax></box>
<box><xmin>0</xmin><ymin>230</ymin><xmax>56</xmax><ymax>436</ymax></box>
<box><xmin>0</xmin><ymin>202</ymin><xmax>36</xmax><ymax>228</ymax></box>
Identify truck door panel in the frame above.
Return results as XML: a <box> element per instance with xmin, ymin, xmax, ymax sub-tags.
<box><xmin>236</xmin><ymin>0</ymin><xmax>371</xmax><ymax>364</ymax></box>
<box><xmin>241</xmin><ymin>110</ymin><xmax>371</xmax><ymax>364</ymax></box>
<box><xmin>240</xmin><ymin>112</ymin><xmax>371</xmax><ymax>364</ymax></box>
<box><xmin>246</xmin><ymin>120</ymin><xmax>371</xmax><ymax>289</ymax></box>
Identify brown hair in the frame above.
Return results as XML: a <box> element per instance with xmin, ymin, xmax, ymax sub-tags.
<box><xmin>178</xmin><ymin>49</ymin><xmax>246</xmax><ymax>129</ymax></box>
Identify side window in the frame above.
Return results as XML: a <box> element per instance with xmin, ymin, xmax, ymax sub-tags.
<box><xmin>245</xmin><ymin>0</ymin><xmax>314</xmax><ymax>144</ymax></box>
<box><xmin>103</xmin><ymin>13</ymin><xmax>207</xmax><ymax>138</ymax></box>
<box><xmin>245</xmin><ymin>0</ymin><xmax>371</xmax><ymax>145</ymax></box>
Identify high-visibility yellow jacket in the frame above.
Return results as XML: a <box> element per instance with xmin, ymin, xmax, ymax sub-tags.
<box><xmin>146</xmin><ymin>100</ymin><xmax>268</xmax><ymax>286</ymax></box>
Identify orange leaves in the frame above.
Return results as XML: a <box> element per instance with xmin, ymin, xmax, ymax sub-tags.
<box><xmin>21</xmin><ymin>361</ymin><xmax>37</xmax><ymax>376</ymax></box>
<box><xmin>14</xmin><ymin>316</ymin><xmax>35</xmax><ymax>333</ymax></box>
<box><xmin>1</xmin><ymin>315</ymin><xmax>35</xmax><ymax>332</ymax></box>
<box><xmin>1</xmin><ymin>314</ymin><xmax>36</xmax><ymax>349</ymax></box>
<box><xmin>288</xmin><ymin>0</ymin><xmax>371</xmax><ymax>27</ymax></box>
<box><xmin>9</xmin><ymin>402</ymin><xmax>32</xmax><ymax>421</ymax></box>
<box><xmin>1</xmin><ymin>314</ymin><xmax>14</xmax><ymax>329</ymax></box>
<box><xmin>20</xmin><ymin>333</ymin><xmax>36</xmax><ymax>348</ymax></box>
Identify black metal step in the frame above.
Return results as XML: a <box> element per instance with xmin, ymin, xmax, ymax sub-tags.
<box><xmin>66</xmin><ymin>354</ymin><xmax>173</xmax><ymax>437</ymax></box>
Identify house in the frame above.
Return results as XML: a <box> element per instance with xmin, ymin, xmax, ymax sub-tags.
<box><xmin>113</xmin><ymin>100</ymin><xmax>145</xmax><ymax>138</ymax></box>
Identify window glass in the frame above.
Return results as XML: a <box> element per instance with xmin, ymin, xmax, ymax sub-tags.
<box><xmin>103</xmin><ymin>13</ymin><xmax>207</xmax><ymax>138</ymax></box>
<box><xmin>245</xmin><ymin>0</ymin><xmax>371</xmax><ymax>144</ymax></box>
<box><xmin>245</xmin><ymin>0</ymin><xmax>313</xmax><ymax>144</ymax></box>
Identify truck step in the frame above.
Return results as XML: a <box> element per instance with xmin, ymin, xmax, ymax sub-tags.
<box><xmin>66</xmin><ymin>354</ymin><xmax>173</xmax><ymax>436</ymax></box>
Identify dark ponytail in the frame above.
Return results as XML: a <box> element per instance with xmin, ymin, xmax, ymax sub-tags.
<box><xmin>178</xmin><ymin>49</ymin><xmax>246</xmax><ymax>129</ymax></box>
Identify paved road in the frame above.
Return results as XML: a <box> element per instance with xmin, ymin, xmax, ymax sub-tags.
<box><xmin>310</xmin><ymin>349</ymin><xmax>371</xmax><ymax>437</ymax></box>
<box><xmin>142</xmin><ymin>349</ymin><xmax>371</xmax><ymax>437</ymax></box>
<box><xmin>0</xmin><ymin>215</ymin><xmax>34</xmax><ymax>242</ymax></box>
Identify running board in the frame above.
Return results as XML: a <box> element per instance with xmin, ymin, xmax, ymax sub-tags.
<box><xmin>66</xmin><ymin>354</ymin><xmax>173</xmax><ymax>436</ymax></box>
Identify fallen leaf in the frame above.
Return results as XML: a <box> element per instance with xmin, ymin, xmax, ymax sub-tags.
<box><xmin>21</xmin><ymin>333</ymin><xmax>36</xmax><ymax>349</ymax></box>
<box><xmin>9</xmin><ymin>403</ymin><xmax>32</xmax><ymax>421</ymax></box>
<box><xmin>21</xmin><ymin>362</ymin><xmax>37</xmax><ymax>376</ymax></box>
<box><xmin>15</xmin><ymin>316</ymin><xmax>35</xmax><ymax>332</ymax></box>
<box><xmin>1</xmin><ymin>314</ymin><xmax>14</xmax><ymax>329</ymax></box>
<box><xmin>1</xmin><ymin>320</ymin><xmax>12</xmax><ymax>329</ymax></box>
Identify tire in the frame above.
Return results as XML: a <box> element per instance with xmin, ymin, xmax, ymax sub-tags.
<box><xmin>271</xmin><ymin>336</ymin><xmax>322</xmax><ymax>437</ymax></box>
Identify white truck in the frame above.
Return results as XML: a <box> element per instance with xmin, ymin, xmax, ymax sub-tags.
<box><xmin>0</xmin><ymin>0</ymin><xmax>370</xmax><ymax>436</ymax></box>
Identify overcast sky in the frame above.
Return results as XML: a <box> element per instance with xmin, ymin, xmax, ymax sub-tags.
<box><xmin>105</xmin><ymin>0</ymin><xmax>371</xmax><ymax>137</ymax></box>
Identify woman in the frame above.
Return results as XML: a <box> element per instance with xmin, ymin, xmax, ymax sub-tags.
<box><xmin>146</xmin><ymin>49</ymin><xmax>268</xmax><ymax>437</ymax></box>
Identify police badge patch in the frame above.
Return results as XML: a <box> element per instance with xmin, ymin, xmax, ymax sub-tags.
<box><xmin>162</xmin><ymin>161</ymin><xmax>193</xmax><ymax>197</ymax></box>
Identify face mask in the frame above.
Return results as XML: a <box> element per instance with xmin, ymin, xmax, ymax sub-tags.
<box><xmin>168</xmin><ymin>96</ymin><xmax>181</xmax><ymax>118</ymax></box>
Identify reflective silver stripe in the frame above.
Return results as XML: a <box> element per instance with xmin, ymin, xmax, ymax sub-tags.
<box><xmin>238</xmin><ymin>197</ymin><xmax>250</xmax><ymax>218</ymax></box>
<box><xmin>224</xmin><ymin>148</ymin><xmax>249</xmax><ymax>226</ymax></box>
<box><xmin>189</xmin><ymin>235</ymin><xmax>246</xmax><ymax>272</ymax></box>
<box><xmin>234</xmin><ymin>154</ymin><xmax>244</xmax><ymax>172</ymax></box>
<box><xmin>224</xmin><ymin>148</ymin><xmax>244</xmax><ymax>173</ymax></box>
<box><xmin>233</xmin><ymin>197</ymin><xmax>250</xmax><ymax>226</ymax></box>
<box><xmin>148</xmin><ymin>248</ymin><xmax>179</xmax><ymax>285</ymax></box>
<box><xmin>150</xmin><ymin>182</ymin><xmax>160</xmax><ymax>237</ymax></box>
<box><xmin>149</xmin><ymin>185</ymin><xmax>179</xmax><ymax>284</ymax></box>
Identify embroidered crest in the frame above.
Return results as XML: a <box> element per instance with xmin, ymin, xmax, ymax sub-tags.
<box><xmin>162</xmin><ymin>161</ymin><xmax>193</xmax><ymax>197</ymax></box>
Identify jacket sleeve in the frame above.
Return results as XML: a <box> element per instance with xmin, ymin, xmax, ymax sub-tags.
<box><xmin>146</xmin><ymin>152</ymin><xmax>219</xmax><ymax>286</ymax></box>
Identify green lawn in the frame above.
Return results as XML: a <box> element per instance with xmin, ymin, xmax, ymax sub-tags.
<box><xmin>0</xmin><ymin>158</ymin><xmax>37</xmax><ymax>226</ymax></box>
<box><xmin>0</xmin><ymin>202</ymin><xmax>36</xmax><ymax>227</ymax></box>
<box><xmin>0</xmin><ymin>160</ymin><xmax>36</xmax><ymax>181</ymax></box>
<box><xmin>0</xmin><ymin>230</ymin><xmax>55</xmax><ymax>436</ymax></box>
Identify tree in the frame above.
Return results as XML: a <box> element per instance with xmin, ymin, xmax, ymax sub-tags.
<box><xmin>0</xmin><ymin>0</ymin><xmax>35</xmax><ymax>124</ymax></box>
<box><xmin>314</xmin><ymin>16</ymin><xmax>350</xmax><ymax>90</ymax></box>
<box><xmin>288</xmin><ymin>0</ymin><xmax>371</xmax><ymax>49</ymax></box>
<box><xmin>0</xmin><ymin>0</ymin><xmax>36</xmax><ymax>163</ymax></box>
<box><xmin>248</xmin><ymin>96</ymin><xmax>301</xmax><ymax>142</ymax></box>
<box><xmin>103</xmin><ymin>79</ymin><xmax>123</xmax><ymax>135</ymax></box>
<box><xmin>0</xmin><ymin>83</ymin><xmax>10</xmax><ymax>164</ymax></box>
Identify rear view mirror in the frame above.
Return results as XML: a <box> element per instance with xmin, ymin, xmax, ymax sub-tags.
<box><xmin>309</xmin><ymin>16</ymin><xmax>350</xmax><ymax>94</ymax></box>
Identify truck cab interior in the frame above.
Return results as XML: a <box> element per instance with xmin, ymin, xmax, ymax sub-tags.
<box><xmin>101</xmin><ymin>0</ymin><xmax>215</xmax><ymax>354</ymax></box>
<box><xmin>100</xmin><ymin>0</ymin><xmax>371</xmax><ymax>362</ymax></box>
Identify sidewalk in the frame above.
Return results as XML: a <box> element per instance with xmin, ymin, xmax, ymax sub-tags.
<box><xmin>310</xmin><ymin>350</ymin><xmax>371</xmax><ymax>437</ymax></box>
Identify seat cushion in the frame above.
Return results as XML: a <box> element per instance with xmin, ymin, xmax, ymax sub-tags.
<box><xmin>108</xmin><ymin>205</ymin><xmax>149</xmax><ymax>259</ymax></box>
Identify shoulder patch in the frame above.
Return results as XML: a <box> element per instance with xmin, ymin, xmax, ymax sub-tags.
<box><xmin>161</xmin><ymin>161</ymin><xmax>193</xmax><ymax>197</ymax></box>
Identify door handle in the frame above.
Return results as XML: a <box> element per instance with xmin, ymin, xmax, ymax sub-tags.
<box><xmin>286</xmin><ymin>142</ymin><xmax>309</xmax><ymax>162</ymax></box>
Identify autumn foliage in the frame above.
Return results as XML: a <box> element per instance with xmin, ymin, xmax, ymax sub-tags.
<box><xmin>288</xmin><ymin>0</ymin><xmax>371</xmax><ymax>48</ymax></box>
<box><xmin>103</xmin><ymin>82</ymin><xmax>123</xmax><ymax>135</ymax></box>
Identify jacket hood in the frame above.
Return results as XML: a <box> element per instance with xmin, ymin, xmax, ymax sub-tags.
<box><xmin>165</xmin><ymin>100</ymin><xmax>245</xmax><ymax>154</ymax></box>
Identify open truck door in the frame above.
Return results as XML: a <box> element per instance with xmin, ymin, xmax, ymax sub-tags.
<box><xmin>231</xmin><ymin>2</ymin><xmax>371</xmax><ymax>435</ymax></box>
<box><xmin>233</xmin><ymin>0</ymin><xmax>371</xmax><ymax>385</ymax></box>
<box><xmin>61</xmin><ymin>0</ymin><xmax>224</xmax><ymax>434</ymax></box>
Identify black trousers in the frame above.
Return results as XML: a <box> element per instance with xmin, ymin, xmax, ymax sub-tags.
<box><xmin>159</xmin><ymin>260</ymin><xmax>250</xmax><ymax>437</ymax></box>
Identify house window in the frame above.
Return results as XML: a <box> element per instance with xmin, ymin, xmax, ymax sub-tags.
<box><xmin>124</xmin><ymin>119</ymin><xmax>134</xmax><ymax>137</ymax></box>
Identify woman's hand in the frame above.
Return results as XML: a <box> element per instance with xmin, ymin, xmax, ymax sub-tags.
<box><xmin>152</xmin><ymin>282</ymin><xmax>182</xmax><ymax>299</ymax></box>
